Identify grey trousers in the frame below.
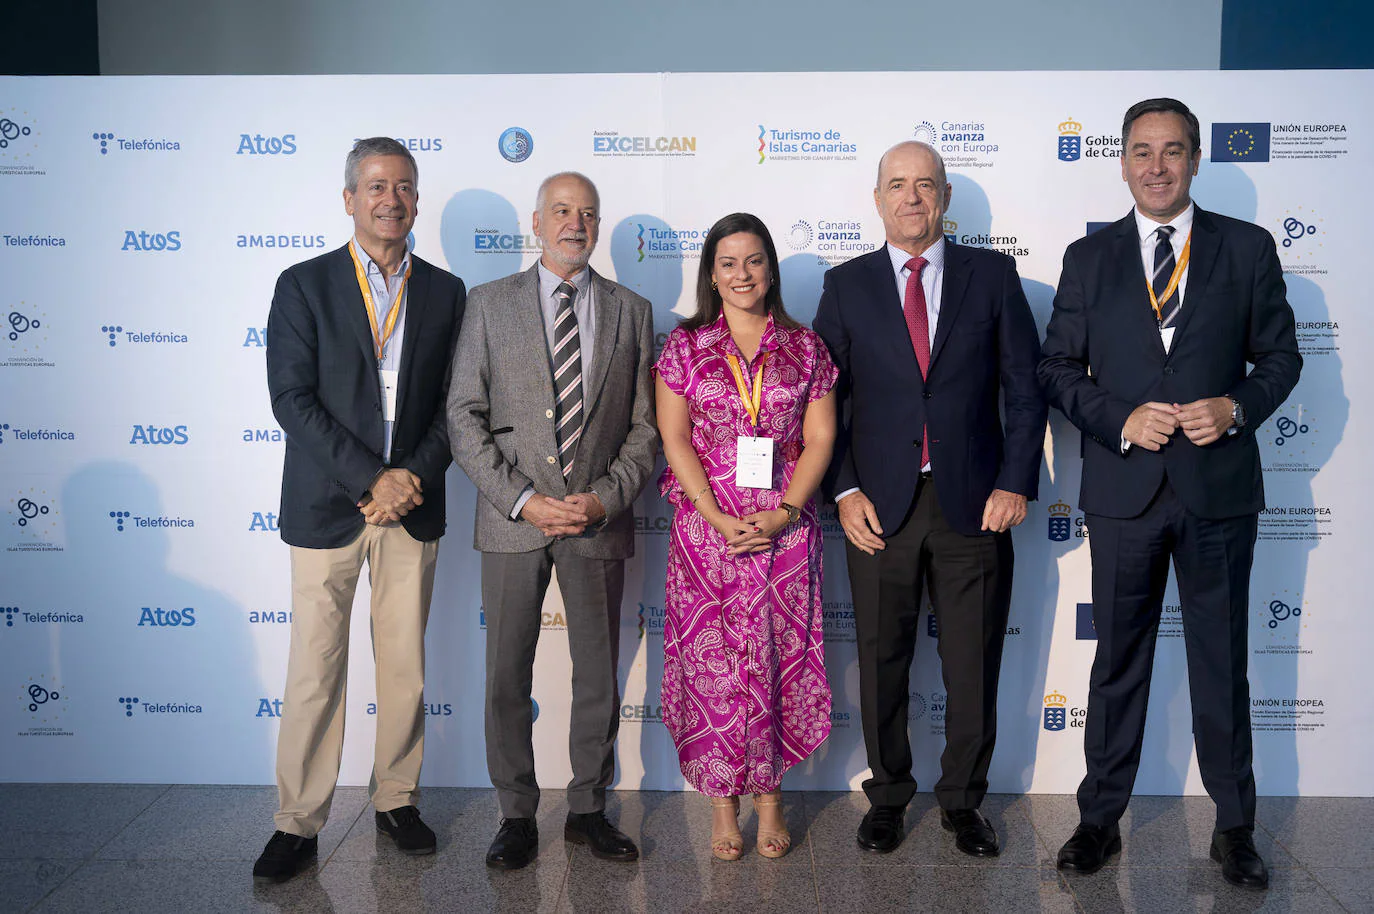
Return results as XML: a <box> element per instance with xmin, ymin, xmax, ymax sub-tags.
<box><xmin>482</xmin><ymin>542</ymin><xmax>625</xmax><ymax>818</ymax></box>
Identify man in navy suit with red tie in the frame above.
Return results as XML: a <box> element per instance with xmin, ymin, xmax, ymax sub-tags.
<box><xmin>1040</xmin><ymin>98</ymin><xmax>1300</xmax><ymax>889</ymax></box>
<box><xmin>815</xmin><ymin>141</ymin><xmax>1046</xmax><ymax>857</ymax></box>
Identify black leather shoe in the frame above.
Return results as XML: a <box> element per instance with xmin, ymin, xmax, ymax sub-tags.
<box><xmin>486</xmin><ymin>818</ymin><xmax>539</xmax><ymax>870</ymax></box>
<box><xmin>1210</xmin><ymin>827</ymin><xmax>1269</xmax><ymax>890</ymax></box>
<box><xmin>252</xmin><ymin>830</ymin><xmax>318</xmax><ymax>884</ymax></box>
<box><xmin>1056</xmin><ymin>823</ymin><xmax>1121</xmax><ymax>874</ymax></box>
<box><xmin>941</xmin><ymin>808</ymin><xmax>1000</xmax><ymax>857</ymax></box>
<box><xmin>375</xmin><ymin>805</ymin><xmax>436</xmax><ymax>855</ymax></box>
<box><xmin>564</xmin><ymin>811</ymin><xmax>639</xmax><ymax>861</ymax></box>
<box><xmin>857</xmin><ymin>805</ymin><xmax>905</xmax><ymax>853</ymax></box>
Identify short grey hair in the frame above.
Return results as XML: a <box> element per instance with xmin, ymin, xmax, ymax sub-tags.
<box><xmin>875</xmin><ymin>141</ymin><xmax>947</xmax><ymax>190</ymax></box>
<box><xmin>344</xmin><ymin>137</ymin><xmax>418</xmax><ymax>193</ymax></box>
<box><xmin>535</xmin><ymin>171</ymin><xmax>600</xmax><ymax>212</ymax></box>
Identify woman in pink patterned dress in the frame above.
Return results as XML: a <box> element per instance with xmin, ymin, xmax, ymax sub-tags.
<box><xmin>654</xmin><ymin>213</ymin><xmax>837</xmax><ymax>861</ymax></box>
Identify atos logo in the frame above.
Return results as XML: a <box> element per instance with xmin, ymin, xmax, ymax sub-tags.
<box><xmin>118</xmin><ymin>696</ymin><xmax>139</xmax><ymax>716</ymax></box>
<box><xmin>130</xmin><ymin>425</ymin><xmax>189</xmax><ymax>445</ymax></box>
<box><xmin>498</xmin><ymin>127</ymin><xmax>533</xmax><ymax>163</ymax></box>
<box><xmin>236</xmin><ymin>133</ymin><xmax>297</xmax><ymax>155</ymax></box>
<box><xmin>256</xmin><ymin>698</ymin><xmax>286</xmax><ymax>718</ymax></box>
<box><xmin>137</xmin><ymin>606</ymin><xmax>196</xmax><ymax>627</ymax></box>
<box><xmin>243</xmin><ymin>327</ymin><xmax>267</xmax><ymax>348</ymax></box>
<box><xmin>1075</xmin><ymin>603</ymin><xmax>1096</xmax><ymax>640</ymax></box>
<box><xmin>249</xmin><ymin>511</ymin><xmax>280</xmax><ymax>532</ymax></box>
<box><xmin>121</xmin><ymin>230</ymin><xmax>182</xmax><ymax>252</ymax></box>
<box><xmin>1043</xmin><ymin>691</ymin><xmax>1067</xmax><ymax>731</ymax></box>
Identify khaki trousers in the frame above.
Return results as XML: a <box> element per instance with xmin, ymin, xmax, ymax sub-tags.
<box><xmin>273</xmin><ymin>524</ymin><xmax>439</xmax><ymax>838</ymax></box>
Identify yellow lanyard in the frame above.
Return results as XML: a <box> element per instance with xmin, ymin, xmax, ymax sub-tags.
<box><xmin>348</xmin><ymin>240</ymin><xmax>411</xmax><ymax>362</ymax></box>
<box><xmin>725</xmin><ymin>352</ymin><xmax>767</xmax><ymax>429</ymax></box>
<box><xmin>1146</xmin><ymin>231</ymin><xmax>1191</xmax><ymax>324</ymax></box>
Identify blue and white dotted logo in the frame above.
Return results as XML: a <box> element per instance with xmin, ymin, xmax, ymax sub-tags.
<box><xmin>498</xmin><ymin>127</ymin><xmax>533</xmax><ymax>163</ymax></box>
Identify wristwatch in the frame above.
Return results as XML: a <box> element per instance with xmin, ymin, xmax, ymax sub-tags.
<box><xmin>1225</xmin><ymin>395</ymin><xmax>1246</xmax><ymax>429</ymax></box>
<box><xmin>779</xmin><ymin>502</ymin><xmax>801</xmax><ymax>525</ymax></box>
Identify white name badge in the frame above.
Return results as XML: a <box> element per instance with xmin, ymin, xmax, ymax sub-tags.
<box><xmin>379</xmin><ymin>369</ymin><xmax>399</xmax><ymax>422</ymax></box>
<box><xmin>735</xmin><ymin>436</ymin><xmax>774</xmax><ymax>489</ymax></box>
<box><xmin>1160</xmin><ymin>326</ymin><xmax>1177</xmax><ymax>353</ymax></box>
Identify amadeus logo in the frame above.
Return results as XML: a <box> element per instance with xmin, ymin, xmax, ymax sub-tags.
<box><xmin>473</xmin><ymin>228</ymin><xmax>539</xmax><ymax>254</ymax></box>
<box><xmin>129</xmin><ymin>424</ymin><xmax>190</xmax><ymax>445</ymax></box>
<box><xmin>357</xmin><ymin>136</ymin><xmax>442</xmax><ymax>152</ymax></box>
<box><xmin>93</xmin><ymin>131</ymin><xmax>181</xmax><ymax>155</ymax></box>
<box><xmin>498</xmin><ymin>127</ymin><xmax>533</xmax><ymax>163</ymax></box>
<box><xmin>236</xmin><ymin>133</ymin><xmax>297</xmax><ymax>155</ymax></box>
<box><xmin>249</xmin><ymin>511</ymin><xmax>280</xmax><ymax>532</ymax></box>
<box><xmin>368</xmin><ymin>700</ymin><xmax>453</xmax><ymax>716</ymax></box>
<box><xmin>101</xmin><ymin>325</ymin><xmax>189</xmax><ymax>347</ymax></box>
<box><xmin>121</xmin><ymin>230</ymin><xmax>182</xmax><ymax>252</ymax></box>
<box><xmin>242</xmin><ymin>427</ymin><xmax>285</xmax><ymax>444</ymax></box>
<box><xmin>236</xmin><ymin>233</ymin><xmax>326</xmax><ymax>250</ymax></box>
<box><xmin>137</xmin><ymin>606</ymin><xmax>196</xmax><ymax>627</ymax></box>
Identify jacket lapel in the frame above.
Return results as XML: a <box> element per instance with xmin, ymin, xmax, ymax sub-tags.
<box><xmin>929</xmin><ymin>241</ymin><xmax>969</xmax><ymax>371</ymax></box>
<box><xmin>393</xmin><ymin>257</ymin><xmax>431</xmax><ymax>419</ymax></box>
<box><xmin>330</xmin><ymin>244</ymin><xmax>379</xmax><ymax>369</ymax></box>
<box><xmin>515</xmin><ymin>264</ymin><xmax>556</xmax><ymax>404</ymax></box>
<box><xmin>1110</xmin><ymin>213</ymin><xmax>1167</xmax><ymax>361</ymax></box>
<box><xmin>868</xmin><ymin>246</ymin><xmax>925</xmax><ymax>384</ymax></box>
<box><xmin>1165</xmin><ymin>206</ymin><xmax>1219</xmax><ymax>355</ymax></box>
<box><xmin>582</xmin><ymin>270</ymin><xmax>622</xmax><ymax>421</ymax></box>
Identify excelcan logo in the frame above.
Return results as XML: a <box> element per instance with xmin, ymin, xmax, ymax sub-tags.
<box><xmin>236</xmin><ymin>133</ymin><xmax>297</xmax><ymax>155</ymax></box>
<box><xmin>121</xmin><ymin>230</ymin><xmax>182</xmax><ymax>252</ymax></box>
<box><xmin>93</xmin><ymin>131</ymin><xmax>182</xmax><ymax>155</ymax></box>
<box><xmin>498</xmin><ymin>127</ymin><xmax>533</xmax><ymax>163</ymax></box>
<box><xmin>594</xmin><ymin>130</ymin><xmax>697</xmax><ymax>158</ymax></box>
<box><xmin>473</xmin><ymin>228</ymin><xmax>539</xmax><ymax>254</ymax></box>
<box><xmin>619</xmin><ymin>703</ymin><xmax>663</xmax><ymax>724</ymax></box>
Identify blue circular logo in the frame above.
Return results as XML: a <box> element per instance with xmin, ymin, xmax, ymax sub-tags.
<box><xmin>498</xmin><ymin>127</ymin><xmax>533</xmax><ymax>163</ymax></box>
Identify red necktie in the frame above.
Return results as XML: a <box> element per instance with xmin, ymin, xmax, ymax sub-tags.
<box><xmin>903</xmin><ymin>256</ymin><xmax>931</xmax><ymax>468</ymax></box>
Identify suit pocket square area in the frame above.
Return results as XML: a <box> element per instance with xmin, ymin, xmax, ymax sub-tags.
<box><xmin>491</xmin><ymin>427</ymin><xmax>514</xmax><ymax>435</ymax></box>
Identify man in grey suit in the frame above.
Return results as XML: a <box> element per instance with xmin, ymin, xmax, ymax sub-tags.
<box><xmin>448</xmin><ymin>171</ymin><xmax>658</xmax><ymax>870</ymax></box>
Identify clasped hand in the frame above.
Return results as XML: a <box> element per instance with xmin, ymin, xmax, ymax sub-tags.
<box><xmin>1124</xmin><ymin>397</ymin><xmax>1233</xmax><ymax>450</ymax></box>
<box><xmin>710</xmin><ymin>508</ymin><xmax>789</xmax><ymax>556</ymax></box>
<box><xmin>520</xmin><ymin>492</ymin><xmax>606</xmax><ymax>537</ymax></box>
<box><xmin>358</xmin><ymin>468</ymin><xmax>423</xmax><ymax>526</ymax></box>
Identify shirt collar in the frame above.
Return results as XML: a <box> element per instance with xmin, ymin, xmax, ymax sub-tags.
<box><xmin>351</xmin><ymin>235</ymin><xmax>413</xmax><ymax>279</ymax></box>
<box><xmin>1134</xmin><ymin>201</ymin><xmax>1194</xmax><ymax>244</ymax></box>
<box><xmin>887</xmin><ymin>235</ymin><xmax>947</xmax><ymax>274</ymax></box>
<box><xmin>537</xmin><ymin>261</ymin><xmax>591</xmax><ymax>299</ymax></box>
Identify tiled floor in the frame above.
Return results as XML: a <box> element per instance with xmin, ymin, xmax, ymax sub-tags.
<box><xmin>0</xmin><ymin>786</ymin><xmax>1366</xmax><ymax>912</ymax></box>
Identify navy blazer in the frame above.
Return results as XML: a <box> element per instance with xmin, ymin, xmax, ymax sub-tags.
<box><xmin>266</xmin><ymin>244</ymin><xmax>466</xmax><ymax>548</ymax></box>
<box><xmin>815</xmin><ymin>241</ymin><xmax>1047</xmax><ymax>537</ymax></box>
<box><xmin>1038</xmin><ymin>207</ymin><xmax>1301</xmax><ymax>520</ymax></box>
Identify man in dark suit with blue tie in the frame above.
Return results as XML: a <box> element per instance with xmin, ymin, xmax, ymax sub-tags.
<box><xmin>815</xmin><ymin>141</ymin><xmax>1046</xmax><ymax>857</ymax></box>
<box><xmin>253</xmin><ymin>137</ymin><xmax>466</xmax><ymax>884</ymax></box>
<box><xmin>1040</xmin><ymin>98</ymin><xmax>1301</xmax><ymax>889</ymax></box>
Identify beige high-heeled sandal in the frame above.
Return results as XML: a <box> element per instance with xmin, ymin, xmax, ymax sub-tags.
<box><xmin>710</xmin><ymin>796</ymin><xmax>744</xmax><ymax>861</ymax></box>
<box><xmin>753</xmin><ymin>791</ymin><xmax>791</xmax><ymax>859</ymax></box>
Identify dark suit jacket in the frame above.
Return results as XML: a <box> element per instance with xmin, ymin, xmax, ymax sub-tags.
<box><xmin>815</xmin><ymin>241</ymin><xmax>1047</xmax><ymax>537</ymax></box>
<box><xmin>1038</xmin><ymin>206</ymin><xmax>1301</xmax><ymax>520</ymax></box>
<box><xmin>267</xmin><ymin>244</ymin><xmax>466</xmax><ymax>548</ymax></box>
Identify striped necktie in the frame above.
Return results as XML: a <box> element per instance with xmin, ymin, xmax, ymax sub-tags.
<box><xmin>1152</xmin><ymin>225</ymin><xmax>1181</xmax><ymax>328</ymax></box>
<box><xmin>552</xmin><ymin>280</ymin><xmax>583</xmax><ymax>479</ymax></box>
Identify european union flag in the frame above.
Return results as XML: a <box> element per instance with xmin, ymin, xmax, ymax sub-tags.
<box><xmin>1076</xmin><ymin>603</ymin><xmax>1097</xmax><ymax>640</ymax></box>
<box><xmin>1211</xmin><ymin>123</ymin><xmax>1271</xmax><ymax>162</ymax></box>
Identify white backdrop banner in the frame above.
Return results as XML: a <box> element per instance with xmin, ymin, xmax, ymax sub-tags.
<box><xmin>1</xmin><ymin>71</ymin><xmax>1368</xmax><ymax>796</ymax></box>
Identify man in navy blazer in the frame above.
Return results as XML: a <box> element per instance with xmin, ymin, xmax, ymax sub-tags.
<box><xmin>815</xmin><ymin>141</ymin><xmax>1046</xmax><ymax>857</ymax></box>
<box><xmin>1040</xmin><ymin>99</ymin><xmax>1300</xmax><ymax>889</ymax></box>
<box><xmin>253</xmin><ymin>137</ymin><xmax>466</xmax><ymax>884</ymax></box>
